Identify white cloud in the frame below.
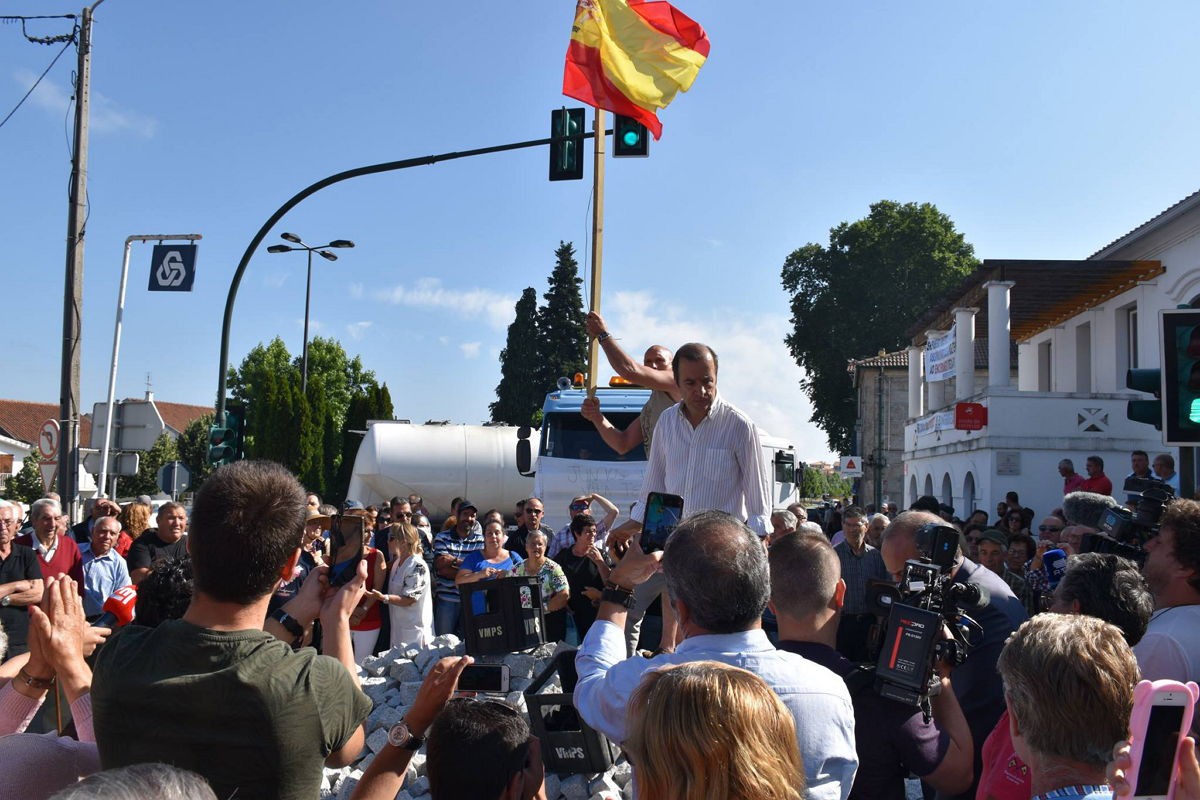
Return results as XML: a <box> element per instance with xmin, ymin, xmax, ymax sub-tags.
<box><xmin>378</xmin><ymin>277</ymin><xmax>516</xmax><ymax>330</ymax></box>
<box><xmin>262</xmin><ymin>271</ymin><xmax>287</xmax><ymax>289</ymax></box>
<box><xmin>299</xmin><ymin>318</ymin><xmax>325</xmax><ymax>333</ymax></box>
<box><xmin>459</xmin><ymin>341</ymin><xmax>482</xmax><ymax>359</ymax></box>
<box><xmin>346</xmin><ymin>321</ymin><xmax>373</xmax><ymax>340</ymax></box>
<box><xmin>348</xmin><ymin>282</ymin><xmax>364</xmax><ymax>299</ymax></box>
<box><xmin>437</xmin><ymin>336</ymin><xmax>450</xmax><ymax>346</ymax></box>
<box><xmin>15</xmin><ymin>71</ymin><xmax>157</xmax><ymax>138</ymax></box>
<box><xmin>603</xmin><ymin>291</ymin><xmax>835</xmax><ymax>462</ymax></box>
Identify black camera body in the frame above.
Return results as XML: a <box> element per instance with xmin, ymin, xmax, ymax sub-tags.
<box><xmin>1082</xmin><ymin>478</ymin><xmax>1175</xmax><ymax>566</ymax></box>
<box><xmin>866</xmin><ymin>524</ymin><xmax>981</xmax><ymax>719</ymax></box>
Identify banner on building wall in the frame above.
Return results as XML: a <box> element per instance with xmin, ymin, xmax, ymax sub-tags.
<box><xmin>914</xmin><ymin>409</ymin><xmax>957</xmax><ymax>436</ymax></box>
<box><xmin>925</xmin><ymin>326</ymin><xmax>956</xmax><ymax>382</ymax></box>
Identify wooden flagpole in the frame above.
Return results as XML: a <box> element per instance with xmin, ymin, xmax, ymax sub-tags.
<box><xmin>586</xmin><ymin>107</ymin><xmax>606</xmax><ymax>397</ymax></box>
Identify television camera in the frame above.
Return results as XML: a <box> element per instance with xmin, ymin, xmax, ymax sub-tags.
<box><xmin>864</xmin><ymin>523</ymin><xmax>983</xmax><ymax>721</ymax></box>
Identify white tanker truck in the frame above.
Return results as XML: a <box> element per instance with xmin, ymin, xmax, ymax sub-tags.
<box><xmin>347</xmin><ymin>381</ymin><xmax>802</xmax><ymax>531</ymax></box>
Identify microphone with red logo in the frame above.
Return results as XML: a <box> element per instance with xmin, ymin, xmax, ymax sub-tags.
<box><xmin>93</xmin><ymin>585</ymin><xmax>137</xmax><ymax>628</ymax></box>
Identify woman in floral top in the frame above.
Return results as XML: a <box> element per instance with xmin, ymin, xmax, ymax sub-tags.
<box><xmin>515</xmin><ymin>529</ymin><xmax>570</xmax><ymax>642</ymax></box>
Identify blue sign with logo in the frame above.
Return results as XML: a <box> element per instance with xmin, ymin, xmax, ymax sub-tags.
<box><xmin>148</xmin><ymin>244</ymin><xmax>197</xmax><ymax>292</ymax></box>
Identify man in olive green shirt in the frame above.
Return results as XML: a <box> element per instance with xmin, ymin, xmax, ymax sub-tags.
<box><xmin>93</xmin><ymin>461</ymin><xmax>371</xmax><ymax>800</ymax></box>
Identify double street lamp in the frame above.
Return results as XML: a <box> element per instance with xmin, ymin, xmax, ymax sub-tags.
<box><xmin>267</xmin><ymin>232</ymin><xmax>354</xmax><ymax>392</ymax></box>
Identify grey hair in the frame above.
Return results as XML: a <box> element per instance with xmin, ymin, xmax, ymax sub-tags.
<box><xmin>1059</xmin><ymin>458</ymin><xmax>1075</xmax><ymax>469</ymax></box>
<box><xmin>47</xmin><ymin>763</ymin><xmax>218</xmax><ymax>800</ymax></box>
<box><xmin>798</xmin><ymin>521</ymin><xmax>824</xmax><ymax>536</ymax></box>
<box><xmin>771</xmin><ymin>509</ymin><xmax>798</xmax><ymax>529</ymax></box>
<box><xmin>1061</xmin><ymin>492</ymin><xmax>1119</xmax><ymax>528</ymax></box>
<box><xmin>663</xmin><ymin>510</ymin><xmax>770</xmax><ymax>633</ymax></box>
<box><xmin>30</xmin><ymin>497</ymin><xmax>61</xmax><ymax>520</ymax></box>
<box><xmin>526</xmin><ymin>528</ymin><xmax>548</xmax><ymax>546</ymax></box>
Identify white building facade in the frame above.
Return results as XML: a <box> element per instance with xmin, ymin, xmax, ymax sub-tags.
<box><xmin>904</xmin><ymin>191</ymin><xmax>1200</xmax><ymax>518</ymax></box>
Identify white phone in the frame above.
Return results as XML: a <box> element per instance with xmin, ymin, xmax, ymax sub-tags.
<box><xmin>1126</xmin><ymin>679</ymin><xmax>1199</xmax><ymax>800</ymax></box>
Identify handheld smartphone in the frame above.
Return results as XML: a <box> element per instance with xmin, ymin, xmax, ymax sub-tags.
<box><xmin>1126</xmin><ymin>679</ymin><xmax>1199</xmax><ymax>800</ymax></box>
<box><xmin>331</xmin><ymin>515</ymin><xmax>367</xmax><ymax>588</ymax></box>
<box><xmin>641</xmin><ymin>492</ymin><xmax>684</xmax><ymax>554</ymax></box>
<box><xmin>458</xmin><ymin>663</ymin><xmax>511</xmax><ymax>693</ymax></box>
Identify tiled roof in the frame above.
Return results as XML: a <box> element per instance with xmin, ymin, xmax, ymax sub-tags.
<box><xmin>144</xmin><ymin>400</ymin><xmax>213</xmax><ymax>434</ymax></box>
<box><xmin>849</xmin><ymin>338</ymin><xmax>1017</xmax><ymax>375</ymax></box>
<box><xmin>0</xmin><ymin>399</ymin><xmax>92</xmax><ymax>447</ymax></box>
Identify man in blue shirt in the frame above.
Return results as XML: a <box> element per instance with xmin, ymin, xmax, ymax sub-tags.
<box><xmin>574</xmin><ymin>510</ymin><xmax>858</xmax><ymax>800</ymax></box>
<box><xmin>80</xmin><ymin>514</ymin><xmax>130</xmax><ymax>619</ymax></box>
<box><xmin>432</xmin><ymin>501</ymin><xmax>484</xmax><ymax>636</ymax></box>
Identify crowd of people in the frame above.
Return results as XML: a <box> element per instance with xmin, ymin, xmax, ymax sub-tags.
<box><xmin>1</xmin><ymin>330</ymin><xmax>1199</xmax><ymax>800</ymax></box>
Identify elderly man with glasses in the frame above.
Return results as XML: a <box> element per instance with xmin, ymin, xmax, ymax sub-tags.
<box><xmin>0</xmin><ymin>500</ymin><xmax>44</xmax><ymax>662</ymax></box>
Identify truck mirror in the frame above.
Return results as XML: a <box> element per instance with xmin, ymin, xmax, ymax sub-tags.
<box><xmin>516</xmin><ymin>439</ymin><xmax>535</xmax><ymax>477</ymax></box>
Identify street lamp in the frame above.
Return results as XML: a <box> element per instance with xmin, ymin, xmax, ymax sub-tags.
<box><xmin>266</xmin><ymin>232</ymin><xmax>355</xmax><ymax>392</ymax></box>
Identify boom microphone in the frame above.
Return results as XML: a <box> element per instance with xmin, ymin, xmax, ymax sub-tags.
<box><xmin>93</xmin><ymin>585</ymin><xmax>137</xmax><ymax>628</ymax></box>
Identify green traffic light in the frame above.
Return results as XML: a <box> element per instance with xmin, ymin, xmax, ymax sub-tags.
<box><xmin>622</xmin><ymin>130</ymin><xmax>641</xmax><ymax>147</ymax></box>
<box><xmin>1190</xmin><ymin>398</ymin><xmax>1200</xmax><ymax>424</ymax></box>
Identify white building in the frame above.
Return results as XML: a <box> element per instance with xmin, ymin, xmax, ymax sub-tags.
<box><xmin>903</xmin><ymin>190</ymin><xmax>1200</xmax><ymax>518</ymax></box>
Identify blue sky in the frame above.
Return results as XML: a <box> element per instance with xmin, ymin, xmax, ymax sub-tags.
<box><xmin>4</xmin><ymin>1</ymin><xmax>1200</xmax><ymax>463</ymax></box>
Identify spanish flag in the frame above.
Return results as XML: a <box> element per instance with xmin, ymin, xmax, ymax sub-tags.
<box><xmin>563</xmin><ymin>0</ymin><xmax>710</xmax><ymax>140</ymax></box>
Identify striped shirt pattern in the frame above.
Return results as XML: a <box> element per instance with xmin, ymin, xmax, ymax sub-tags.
<box><xmin>632</xmin><ymin>394</ymin><xmax>772</xmax><ymax>536</ymax></box>
<box><xmin>432</xmin><ymin>529</ymin><xmax>484</xmax><ymax>603</ymax></box>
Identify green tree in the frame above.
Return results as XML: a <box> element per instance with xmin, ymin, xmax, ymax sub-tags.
<box><xmin>536</xmin><ymin>242</ymin><xmax>589</xmax><ymax>394</ymax></box>
<box><xmin>228</xmin><ymin>337</ymin><xmax>295</xmax><ymax>456</ymax></box>
<box><xmin>491</xmin><ymin>287</ymin><xmax>544</xmax><ymax>426</ymax></box>
<box><xmin>799</xmin><ymin>464</ymin><xmax>827</xmax><ymax>500</ymax></box>
<box><xmin>4</xmin><ymin>452</ymin><xmax>44</xmax><ymax>504</ymax></box>
<box><xmin>177</xmin><ymin>413</ymin><xmax>215</xmax><ymax>493</ymax></box>
<box><xmin>781</xmin><ymin>201</ymin><xmax>978</xmax><ymax>453</ymax></box>
<box><xmin>123</xmin><ymin>432</ymin><xmax>180</xmax><ymax>497</ymax></box>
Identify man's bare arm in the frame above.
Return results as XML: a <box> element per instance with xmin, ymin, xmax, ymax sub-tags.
<box><xmin>586</xmin><ymin>311</ymin><xmax>677</xmax><ymax>394</ymax></box>
<box><xmin>0</xmin><ymin>579</ymin><xmax>43</xmax><ymax>605</ymax></box>
<box><xmin>581</xmin><ymin>397</ymin><xmax>644</xmax><ymax>455</ymax></box>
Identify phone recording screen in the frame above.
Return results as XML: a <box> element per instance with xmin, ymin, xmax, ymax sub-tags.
<box><xmin>459</xmin><ymin>665</ymin><xmax>505</xmax><ymax>692</ymax></box>
<box><xmin>1135</xmin><ymin>703</ymin><xmax>1186</xmax><ymax>795</ymax></box>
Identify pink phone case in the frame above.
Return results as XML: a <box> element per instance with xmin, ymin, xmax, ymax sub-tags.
<box><xmin>1126</xmin><ymin>679</ymin><xmax>1199</xmax><ymax>800</ymax></box>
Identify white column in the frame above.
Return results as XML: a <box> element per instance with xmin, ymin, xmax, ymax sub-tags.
<box><xmin>907</xmin><ymin>345</ymin><xmax>923</xmax><ymax>418</ymax></box>
<box><xmin>986</xmin><ymin>280</ymin><xmax>1014</xmax><ymax>388</ymax></box>
<box><xmin>954</xmin><ymin>307</ymin><xmax>977</xmax><ymax>401</ymax></box>
<box><xmin>925</xmin><ymin>329</ymin><xmax>946</xmax><ymax>411</ymax></box>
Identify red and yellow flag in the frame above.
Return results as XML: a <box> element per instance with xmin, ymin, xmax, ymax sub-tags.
<box><xmin>563</xmin><ymin>0</ymin><xmax>710</xmax><ymax>140</ymax></box>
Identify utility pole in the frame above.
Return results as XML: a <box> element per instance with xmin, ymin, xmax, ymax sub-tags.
<box><xmin>59</xmin><ymin>0</ymin><xmax>103</xmax><ymax>521</ymax></box>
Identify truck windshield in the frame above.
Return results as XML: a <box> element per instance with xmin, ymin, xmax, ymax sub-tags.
<box><xmin>541</xmin><ymin>412</ymin><xmax>647</xmax><ymax>461</ymax></box>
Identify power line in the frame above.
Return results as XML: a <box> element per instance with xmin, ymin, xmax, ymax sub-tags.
<box><xmin>0</xmin><ymin>33</ymin><xmax>75</xmax><ymax>132</ymax></box>
<box><xmin>0</xmin><ymin>14</ymin><xmax>77</xmax><ymax>44</ymax></box>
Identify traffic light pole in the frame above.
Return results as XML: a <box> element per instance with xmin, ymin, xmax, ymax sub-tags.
<box><xmin>1183</xmin><ymin>447</ymin><xmax>1196</xmax><ymax>500</ymax></box>
<box><xmin>586</xmin><ymin>108</ymin><xmax>606</xmax><ymax>396</ymax></box>
<box><xmin>214</xmin><ymin>129</ymin><xmax>609</xmax><ymax>425</ymax></box>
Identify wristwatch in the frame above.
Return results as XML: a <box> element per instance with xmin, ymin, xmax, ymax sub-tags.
<box><xmin>601</xmin><ymin>581</ymin><xmax>636</xmax><ymax>609</ymax></box>
<box><xmin>387</xmin><ymin>719</ymin><xmax>426</xmax><ymax>751</ymax></box>
<box><xmin>269</xmin><ymin>608</ymin><xmax>305</xmax><ymax>647</ymax></box>
<box><xmin>1</xmin><ymin>595</ymin><xmax>10</xmax><ymax>608</ymax></box>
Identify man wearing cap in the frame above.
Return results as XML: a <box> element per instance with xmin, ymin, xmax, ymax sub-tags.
<box><xmin>975</xmin><ymin>528</ymin><xmax>1036</xmax><ymax>616</ymax></box>
<box><xmin>548</xmin><ymin>493</ymin><xmax>619</xmax><ymax>559</ymax></box>
<box><xmin>432</xmin><ymin>500</ymin><xmax>485</xmax><ymax>636</ymax></box>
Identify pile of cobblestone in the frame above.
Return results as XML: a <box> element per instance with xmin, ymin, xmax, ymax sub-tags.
<box><xmin>319</xmin><ymin>635</ymin><xmax>632</xmax><ymax>800</ymax></box>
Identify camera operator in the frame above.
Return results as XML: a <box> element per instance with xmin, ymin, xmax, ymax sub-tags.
<box><xmin>1134</xmin><ymin>497</ymin><xmax>1200</xmax><ymax>734</ymax></box>
<box><xmin>880</xmin><ymin>512</ymin><xmax>1027</xmax><ymax>800</ymax></box>
<box><xmin>978</xmin><ymin>552</ymin><xmax>1152</xmax><ymax>800</ymax></box>
<box><xmin>771</xmin><ymin>532</ymin><xmax>974</xmax><ymax>799</ymax></box>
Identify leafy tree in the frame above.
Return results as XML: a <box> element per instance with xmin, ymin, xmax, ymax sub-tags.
<box><xmin>123</xmin><ymin>432</ymin><xmax>179</xmax><ymax>497</ymax></box>
<box><xmin>781</xmin><ymin>201</ymin><xmax>978</xmax><ymax>453</ymax></box>
<box><xmin>177</xmin><ymin>413</ymin><xmax>215</xmax><ymax>493</ymax></box>
<box><xmin>228</xmin><ymin>337</ymin><xmax>294</xmax><ymax>456</ymax></box>
<box><xmin>5</xmin><ymin>452</ymin><xmax>43</xmax><ymax>504</ymax></box>
<box><xmin>800</xmin><ymin>464</ymin><xmax>826</xmax><ymax>500</ymax></box>
<box><xmin>535</xmin><ymin>242</ymin><xmax>588</xmax><ymax>394</ymax></box>
<box><xmin>491</xmin><ymin>287</ymin><xmax>544</xmax><ymax>426</ymax></box>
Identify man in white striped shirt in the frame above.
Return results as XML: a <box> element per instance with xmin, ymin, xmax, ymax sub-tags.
<box><xmin>631</xmin><ymin>342</ymin><xmax>772</xmax><ymax>537</ymax></box>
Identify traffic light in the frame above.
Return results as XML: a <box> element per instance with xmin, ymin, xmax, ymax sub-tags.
<box><xmin>1126</xmin><ymin>368</ymin><xmax>1162</xmax><ymax>431</ymax></box>
<box><xmin>612</xmin><ymin>115</ymin><xmax>649</xmax><ymax>158</ymax></box>
<box><xmin>549</xmin><ymin>107</ymin><xmax>584</xmax><ymax>181</ymax></box>
<box><xmin>1163</xmin><ymin>309</ymin><xmax>1200</xmax><ymax>445</ymax></box>
<box><xmin>208</xmin><ymin>405</ymin><xmax>245</xmax><ymax>466</ymax></box>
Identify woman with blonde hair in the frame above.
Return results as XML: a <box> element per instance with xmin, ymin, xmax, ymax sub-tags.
<box><xmin>369</xmin><ymin>522</ymin><xmax>434</xmax><ymax>649</ymax></box>
<box><xmin>625</xmin><ymin>660</ymin><xmax>805</xmax><ymax>800</ymax></box>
